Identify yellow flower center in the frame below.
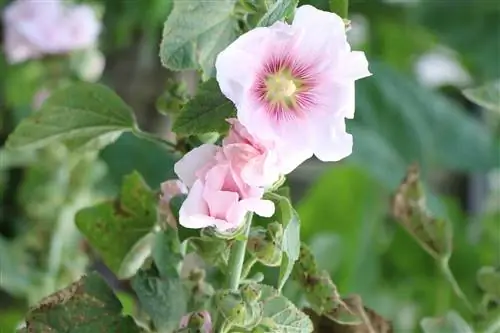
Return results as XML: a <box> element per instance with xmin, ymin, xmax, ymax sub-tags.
<box><xmin>265</xmin><ymin>71</ymin><xmax>298</xmax><ymax>107</ymax></box>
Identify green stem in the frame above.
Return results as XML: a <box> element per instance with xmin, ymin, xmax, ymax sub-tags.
<box><xmin>329</xmin><ymin>0</ymin><xmax>348</xmax><ymax>18</ymax></box>
<box><xmin>132</xmin><ymin>127</ymin><xmax>178</xmax><ymax>152</ymax></box>
<box><xmin>226</xmin><ymin>214</ymin><xmax>253</xmax><ymax>290</ymax></box>
<box><xmin>439</xmin><ymin>259</ymin><xmax>474</xmax><ymax>314</ymax></box>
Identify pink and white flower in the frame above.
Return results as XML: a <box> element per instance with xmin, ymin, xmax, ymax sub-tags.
<box><xmin>179</xmin><ymin>311</ymin><xmax>212</xmax><ymax>332</ymax></box>
<box><xmin>216</xmin><ymin>5</ymin><xmax>371</xmax><ymax>163</ymax></box>
<box><xmin>174</xmin><ymin>144</ymin><xmax>275</xmax><ymax>231</ymax></box>
<box><xmin>2</xmin><ymin>0</ymin><xmax>101</xmax><ymax>64</ymax></box>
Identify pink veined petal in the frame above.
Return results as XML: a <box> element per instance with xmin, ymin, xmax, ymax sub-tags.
<box><xmin>292</xmin><ymin>5</ymin><xmax>348</xmax><ymax>59</ymax></box>
<box><xmin>215</xmin><ymin>28</ymin><xmax>269</xmax><ymax>106</ymax></box>
<box><xmin>174</xmin><ymin>144</ymin><xmax>219</xmax><ymax>187</ymax></box>
<box><xmin>238</xmin><ymin>198</ymin><xmax>275</xmax><ymax>218</ymax></box>
<box><xmin>178</xmin><ymin>180</ymin><xmax>213</xmax><ymax>229</ymax></box>
<box><xmin>337</xmin><ymin>51</ymin><xmax>372</xmax><ymax>82</ymax></box>
<box><xmin>311</xmin><ymin>118</ymin><xmax>353</xmax><ymax>162</ymax></box>
<box><xmin>203</xmin><ymin>163</ymin><xmax>229</xmax><ymax>192</ymax></box>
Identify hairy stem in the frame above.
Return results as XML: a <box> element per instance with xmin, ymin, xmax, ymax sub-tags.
<box><xmin>439</xmin><ymin>258</ymin><xmax>474</xmax><ymax>314</ymax></box>
<box><xmin>226</xmin><ymin>214</ymin><xmax>253</xmax><ymax>290</ymax></box>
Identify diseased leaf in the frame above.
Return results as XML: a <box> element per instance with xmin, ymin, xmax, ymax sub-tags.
<box><xmin>131</xmin><ymin>266</ymin><xmax>187</xmax><ymax>333</ymax></box>
<box><xmin>391</xmin><ymin>164</ymin><xmax>452</xmax><ymax>260</ymax></box>
<box><xmin>257</xmin><ymin>0</ymin><xmax>298</xmax><ymax>27</ymax></box>
<box><xmin>477</xmin><ymin>266</ymin><xmax>500</xmax><ymax>299</ymax></box>
<box><xmin>160</xmin><ymin>0</ymin><xmax>239</xmax><ymax>78</ymax></box>
<box><xmin>189</xmin><ymin>236</ymin><xmax>232</xmax><ymax>270</ymax></box>
<box><xmin>463</xmin><ymin>80</ymin><xmax>500</xmax><ymax>113</ymax></box>
<box><xmin>421</xmin><ymin>311</ymin><xmax>473</xmax><ymax>333</ymax></box>
<box><xmin>293</xmin><ymin>243</ymin><xmax>362</xmax><ymax>325</ymax></box>
<box><xmin>264</xmin><ymin>193</ymin><xmax>301</xmax><ymax>291</ymax></box>
<box><xmin>259</xmin><ymin>285</ymin><xmax>314</xmax><ymax>332</ymax></box>
<box><xmin>76</xmin><ymin>172</ymin><xmax>157</xmax><ymax>275</ymax></box>
<box><xmin>6</xmin><ymin>83</ymin><xmax>135</xmax><ymax>151</ymax></box>
<box><xmin>24</xmin><ymin>272</ymin><xmax>142</xmax><ymax>333</ymax></box>
<box><xmin>172</xmin><ymin>79</ymin><xmax>235</xmax><ymax>135</ymax></box>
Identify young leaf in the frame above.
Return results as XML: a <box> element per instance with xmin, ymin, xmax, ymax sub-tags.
<box><xmin>160</xmin><ymin>0</ymin><xmax>239</xmax><ymax>78</ymax></box>
<box><xmin>257</xmin><ymin>0</ymin><xmax>298</xmax><ymax>27</ymax></box>
<box><xmin>23</xmin><ymin>272</ymin><xmax>142</xmax><ymax>332</ymax></box>
<box><xmin>421</xmin><ymin>311</ymin><xmax>473</xmax><ymax>333</ymax></box>
<box><xmin>76</xmin><ymin>171</ymin><xmax>157</xmax><ymax>275</ymax></box>
<box><xmin>6</xmin><ymin>83</ymin><xmax>135</xmax><ymax>151</ymax></box>
<box><xmin>131</xmin><ymin>266</ymin><xmax>187</xmax><ymax>333</ymax></box>
<box><xmin>293</xmin><ymin>243</ymin><xmax>362</xmax><ymax>325</ymax></box>
<box><xmin>477</xmin><ymin>266</ymin><xmax>500</xmax><ymax>299</ymax></box>
<box><xmin>391</xmin><ymin>164</ymin><xmax>452</xmax><ymax>260</ymax></box>
<box><xmin>172</xmin><ymin>79</ymin><xmax>235</xmax><ymax>135</ymax></box>
<box><xmin>463</xmin><ymin>80</ymin><xmax>500</xmax><ymax>113</ymax></box>
<box><xmin>264</xmin><ymin>193</ymin><xmax>300</xmax><ymax>291</ymax></box>
<box><xmin>259</xmin><ymin>285</ymin><xmax>314</xmax><ymax>332</ymax></box>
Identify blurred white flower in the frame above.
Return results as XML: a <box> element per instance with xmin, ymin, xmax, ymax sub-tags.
<box><xmin>414</xmin><ymin>47</ymin><xmax>471</xmax><ymax>88</ymax></box>
<box><xmin>71</xmin><ymin>49</ymin><xmax>106</xmax><ymax>82</ymax></box>
<box><xmin>2</xmin><ymin>0</ymin><xmax>101</xmax><ymax>64</ymax></box>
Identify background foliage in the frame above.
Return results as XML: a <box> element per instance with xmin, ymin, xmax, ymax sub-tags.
<box><xmin>0</xmin><ymin>0</ymin><xmax>499</xmax><ymax>332</ymax></box>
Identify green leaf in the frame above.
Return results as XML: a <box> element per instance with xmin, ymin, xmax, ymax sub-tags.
<box><xmin>160</xmin><ymin>0</ymin><xmax>239</xmax><ymax>78</ymax></box>
<box><xmin>131</xmin><ymin>267</ymin><xmax>187</xmax><ymax>332</ymax></box>
<box><xmin>24</xmin><ymin>272</ymin><xmax>143</xmax><ymax>333</ymax></box>
<box><xmin>477</xmin><ymin>266</ymin><xmax>500</xmax><ymax>299</ymax></box>
<box><xmin>329</xmin><ymin>0</ymin><xmax>348</xmax><ymax>18</ymax></box>
<box><xmin>117</xmin><ymin>232</ymin><xmax>155</xmax><ymax>280</ymax></box>
<box><xmin>259</xmin><ymin>285</ymin><xmax>314</xmax><ymax>332</ymax></box>
<box><xmin>6</xmin><ymin>83</ymin><xmax>136</xmax><ymax>151</ymax></box>
<box><xmin>257</xmin><ymin>0</ymin><xmax>298</xmax><ymax>27</ymax></box>
<box><xmin>189</xmin><ymin>236</ymin><xmax>232</xmax><ymax>269</ymax></box>
<box><xmin>463</xmin><ymin>80</ymin><xmax>500</xmax><ymax>113</ymax></box>
<box><xmin>152</xmin><ymin>229</ymin><xmax>183</xmax><ymax>278</ymax></box>
<box><xmin>265</xmin><ymin>193</ymin><xmax>301</xmax><ymax>291</ymax></box>
<box><xmin>420</xmin><ymin>311</ymin><xmax>473</xmax><ymax>333</ymax></box>
<box><xmin>391</xmin><ymin>165</ymin><xmax>453</xmax><ymax>260</ymax></box>
<box><xmin>172</xmin><ymin>79</ymin><xmax>235</xmax><ymax>135</ymax></box>
<box><xmin>76</xmin><ymin>171</ymin><xmax>157</xmax><ymax>274</ymax></box>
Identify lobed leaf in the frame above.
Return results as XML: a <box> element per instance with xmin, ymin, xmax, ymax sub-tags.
<box><xmin>23</xmin><ymin>272</ymin><xmax>143</xmax><ymax>333</ymax></box>
<box><xmin>131</xmin><ymin>266</ymin><xmax>187</xmax><ymax>332</ymax></box>
<box><xmin>75</xmin><ymin>171</ymin><xmax>157</xmax><ymax>275</ymax></box>
<box><xmin>172</xmin><ymin>79</ymin><xmax>235</xmax><ymax>136</ymax></box>
<box><xmin>160</xmin><ymin>0</ymin><xmax>239</xmax><ymax>78</ymax></box>
<box><xmin>6</xmin><ymin>83</ymin><xmax>135</xmax><ymax>151</ymax></box>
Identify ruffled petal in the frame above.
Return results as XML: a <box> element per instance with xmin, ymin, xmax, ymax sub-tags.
<box><xmin>174</xmin><ymin>144</ymin><xmax>218</xmax><ymax>187</ymax></box>
<box><xmin>311</xmin><ymin>119</ymin><xmax>353</xmax><ymax>162</ymax></box>
<box><xmin>178</xmin><ymin>180</ymin><xmax>214</xmax><ymax>229</ymax></box>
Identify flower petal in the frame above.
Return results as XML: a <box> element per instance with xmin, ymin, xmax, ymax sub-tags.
<box><xmin>174</xmin><ymin>144</ymin><xmax>218</xmax><ymax>187</ymax></box>
<box><xmin>239</xmin><ymin>198</ymin><xmax>275</xmax><ymax>217</ymax></box>
<box><xmin>311</xmin><ymin>119</ymin><xmax>353</xmax><ymax>162</ymax></box>
<box><xmin>179</xmin><ymin>180</ymin><xmax>214</xmax><ymax>229</ymax></box>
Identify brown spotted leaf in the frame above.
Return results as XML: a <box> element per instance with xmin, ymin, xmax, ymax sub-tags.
<box><xmin>391</xmin><ymin>164</ymin><xmax>452</xmax><ymax>260</ymax></box>
<box><xmin>24</xmin><ymin>272</ymin><xmax>143</xmax><ymax>333</ymax></box>
<box><xmin>293</xmin><ymin>243</ymin><xmax>362</xmax><ymax>325</ymax></box>
<box><xmin>76</xmin><ymin>171</ymin><xmax>157</xmax><ymax>275</ymax></box>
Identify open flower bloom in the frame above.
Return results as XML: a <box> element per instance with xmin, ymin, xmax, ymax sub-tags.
<box><xmin>2</xmin><ymin>0</ymin><xmax>101</xmax><ymax>64</ymax></box>
<box><xmin>179</xmin><ymin>311</ymin><xmax>212</xmax><ymax>332</ymax></box>
<box><xmin>216</xmin><ymin>5</ymin><xmax>371</xmax><ymax>162</ymax></box>
<box><xmin>174</xmin><ymin>144</ymin><xmax>275</xmax><ymax>231</ymax></box>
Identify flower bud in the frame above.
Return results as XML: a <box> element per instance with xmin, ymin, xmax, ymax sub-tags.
<box><xmin>178</xmin><ymin>310</ymin><xmax>212</xmax><ymax>333</ymax></box>
<box><xmin>247</xmin><ymin>222</ymin><xmax>283</xmax><ymax>266</ymax></box>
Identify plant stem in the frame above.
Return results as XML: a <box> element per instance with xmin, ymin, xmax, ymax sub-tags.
<box><xmin>132</xmin><ymin>126</ymin><xmax>178</xmax><ymax>152</ymax></box>
<box><xmin>439</xmin><ymin>258</ymin><xmax>474</xmax><ymax>314</ymax></box>
<box><xmin>226</xmin><ymin>214</ymin><xmax>253</xmax><ymax>291</ymax></box>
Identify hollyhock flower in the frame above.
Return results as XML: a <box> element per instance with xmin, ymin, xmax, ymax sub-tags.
<box><xmin>2</xmin><ymin>0</ymin><xmax>101</xmax><ymax>64</ymax></box>
<box><xmin>179</xmin><ymin>311</ymin><xmax>212</xmax><ymax>332</ymax></box>
<box><xmin>159</xmin><ymin>179</ymin><xmax>188</xmax><ymax>228</ymax></box>
<box><xmin>174</xmin><ymin>144</ymin><xmax>274</xmax><ymax>231</ymax></box>
<box><xmin>216</xmin><ymin>5</ymin><xmax>371</xmax><ymax>163</ymax></box>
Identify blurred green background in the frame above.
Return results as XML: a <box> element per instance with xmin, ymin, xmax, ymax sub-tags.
<box><xmin>0</xmin><ymin>0</ymin><xmax>499</xmax><ymax>331</ymax></box>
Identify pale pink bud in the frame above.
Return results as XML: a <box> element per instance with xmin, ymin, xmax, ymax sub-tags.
<box><xmin>179</xmin><ymin>311</ymin><xmax>212</xmax><ymax>332</ymax></box>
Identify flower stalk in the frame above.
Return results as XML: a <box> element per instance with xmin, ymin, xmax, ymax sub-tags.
<box><xmin>226</xmin><ymin>214</ymin><xmax>253</xmax><ymax>291</ymax></box>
